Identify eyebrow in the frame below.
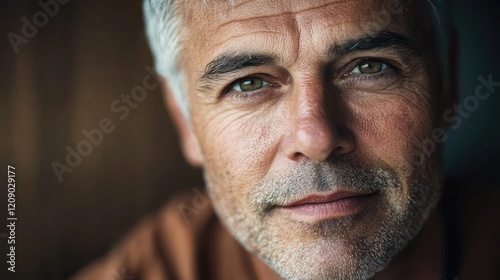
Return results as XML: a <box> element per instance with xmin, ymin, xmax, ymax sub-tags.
<box><xmin>199</xmin><ymin>31</ymin><xmax>417</xmax><ymax>84</ymax></box>
<box><xmin>328</xmin><ymin>31</ymin><xmax>418</xmax><ymax>57</ymax></box>
<box><xmin>201</xmin><ymin>53</ymin><xmax>275</xmax><ymax>82</ymax></box>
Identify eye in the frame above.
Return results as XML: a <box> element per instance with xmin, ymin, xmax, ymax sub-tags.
<box><xmin>231</xmin><ymin>77</ymin><xmax>270</xmax><ymax>92</ymax></box>
<box><xmin>351</xmin><ymin>59</ymin><xmax>388</xmax><ymax>74</ymax></box>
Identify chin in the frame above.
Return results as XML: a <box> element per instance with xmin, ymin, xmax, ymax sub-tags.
<box><xmin>258</xmin><ymin>237</ymin><xmax>391</xmax><ymax>280</ymax></box>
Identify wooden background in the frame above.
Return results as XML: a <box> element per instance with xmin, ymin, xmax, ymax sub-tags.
<box><xmin>1</xmin><ymin>1</ymin><xmax>203</xmax><ymax>279</ymax></box>
<box><xmin>1</xmin><ymin>0</ymin><xmax>499</xmax><ymax>279</ymax></box>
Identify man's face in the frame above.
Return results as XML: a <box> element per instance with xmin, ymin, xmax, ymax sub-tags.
<box><xmin>177</xmin><ymin>0</ymin><xmax>443</xmax><ymax>279</ymax></box>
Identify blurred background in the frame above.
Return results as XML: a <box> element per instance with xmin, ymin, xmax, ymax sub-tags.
<box><xmin>0</xmin><ymin>0</ymin><xmax>499</xmax><ymax>279</ymax></box>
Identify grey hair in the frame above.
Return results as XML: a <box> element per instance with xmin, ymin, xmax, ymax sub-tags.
<box><xmin>143</xmin><ymin>0</ymin><xmax>450</xmax><ymax>117</ymax></box>
<box><xmin>143</xmin><ymin>0</ymin><xmax>190</xmax><ymax>118</ymax></box>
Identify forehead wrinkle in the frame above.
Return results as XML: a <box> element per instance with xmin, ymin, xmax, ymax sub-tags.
<box><xmin>321</xmin><ymin>19</ymin><xmax>361</xmax><ymax>35</ymax></box>
<box><xmin>217</xmin><ymin>1</ymin><xmax>353</xmax><ymax>30</ymax></box>
<box><xmin>209</xmin><ymin>30</ymin><xmax>289</xmax><ymax>52</ymax></box>
<box><xmin>230</xmin><ymin>0</ymin><xmax>259</xmax><ymax>9</ymax></box>
<box><xmin>217</xmin><ymin>11</ymin><xmax>297</xmax><ymax>30</ymax></box>
<box><xmin>235</xmin><ymin>0</ymin><xmax>355</xmax><ymax>15</ymax></box>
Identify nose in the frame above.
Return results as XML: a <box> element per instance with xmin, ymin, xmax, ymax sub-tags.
<box><xmin>286</xmin><ymin>81</ymin><xmax>355</xmax><ymax>162</ymax></box>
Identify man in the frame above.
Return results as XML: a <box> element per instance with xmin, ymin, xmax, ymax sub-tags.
<box><xmin>73</xmin><ymin>0</ymin><xmax>500</xmax><ymax>279</ymax></box>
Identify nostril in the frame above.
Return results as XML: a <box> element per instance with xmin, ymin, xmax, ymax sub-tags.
<box><xmin>291</xmin><ymin>152</ymin><xmax>305</xmax><ymax>161</ymax></box>
<box><xmin>332</xmin><ymin>146</ymin><xmax>346</xmax><ymax>156</ymax></box>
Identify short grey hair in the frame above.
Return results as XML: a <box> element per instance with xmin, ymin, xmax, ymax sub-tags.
<box><xmin>143</xmin><ymin>0</ymin><xmax>449</xmax><ymax>117</ymax></box>
<box><xmin>143</xmin><ymin>0</ymin><xmax>190</xmax><ymax>117</ymax></box>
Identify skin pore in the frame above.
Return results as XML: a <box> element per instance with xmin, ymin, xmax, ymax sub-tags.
<box><xmin>167</xmin><ymin>0</ymin><xmax>447</xmax><ymax>279</ymax></box>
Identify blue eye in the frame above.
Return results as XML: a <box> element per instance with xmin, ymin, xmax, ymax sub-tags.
<box><xmin>351</xmin><ymin>60</ymin><xmax>388</xmax><ymax>74</ymax></box>
<box><xmin>232</xmin><ymin>77</ymin><xmax>270</xmax><ymax>92</ymax></box>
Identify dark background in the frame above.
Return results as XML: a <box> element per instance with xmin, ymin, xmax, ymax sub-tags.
<box><xmin>0</xmin><ymin>0</ymin><xmax>499</xmax><ymax>279</ymax></box>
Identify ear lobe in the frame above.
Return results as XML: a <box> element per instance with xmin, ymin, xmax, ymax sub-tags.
<box><xmin>160</xmin><ymin>79</ymin><xmax>203</xmax><ymax>167</ymax></box>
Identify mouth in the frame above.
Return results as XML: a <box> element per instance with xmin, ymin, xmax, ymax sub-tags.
<box><xmin>275</xmin><ymin>190</ymin><xmax>380</xmax><ymax>222</ymax></box>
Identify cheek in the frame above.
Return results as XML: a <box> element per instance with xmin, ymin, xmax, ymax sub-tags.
<box><xmin>194</xmin><ymin>108</ymin><xmax>283</xmax><ymax>196</ymax></box>
<box><xmin>349</xmin><ymin>92</ymin><xmax>433</xmax><ymax>168</ymax></box>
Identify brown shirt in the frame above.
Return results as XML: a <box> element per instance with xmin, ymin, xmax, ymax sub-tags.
<box><xmin>71</xmin><ymin>192</ymin><xmax>280</xmax><ymax>280</ymax></box>
<box><xmin>72</xmin><ymin>183</ymin><xmax>500</xmax><ymax>280</ymax></box>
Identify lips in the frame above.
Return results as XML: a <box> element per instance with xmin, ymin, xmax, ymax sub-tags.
<box><xmin>285</xmin><ymin>190</ymin><xmax>377</xmax><ymax>206</ymax></box>
<box><xmin>276</xmin><ymin>190</ymin><xmax>379</xmax><ymax>221</ymax></box>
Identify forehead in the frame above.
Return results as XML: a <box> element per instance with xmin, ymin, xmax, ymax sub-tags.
<box><xmin>180</xmin><ymin>0</ymin><xmax>422</xmax><ymax>73</ymax></box>
<box><xmin>186</xmin><ymin>0</ymin><xmax>415</xmax><ymax>27</ymax></box>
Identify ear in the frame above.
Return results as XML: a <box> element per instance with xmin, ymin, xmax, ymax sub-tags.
<box><xmin>160</xmin><ymin>79</ymin><xmax>203</xmax><ymax>167</ymax></box>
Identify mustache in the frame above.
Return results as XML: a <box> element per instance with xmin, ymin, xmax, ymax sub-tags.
<box><xmin>249</xmin><ymin>156</ymin><xmax>400</xmax><ymax>214</ymax></box>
